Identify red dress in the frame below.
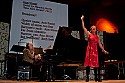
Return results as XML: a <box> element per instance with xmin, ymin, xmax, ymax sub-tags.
<box><xmin>84</xmin><ymin>34</ymin><xmax>99</xmax><ymax>68</ymax></box>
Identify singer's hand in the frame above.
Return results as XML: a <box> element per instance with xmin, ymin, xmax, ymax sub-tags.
<box><xmin>104</xmin><ymin>50</ymin><xmax>109</xmax><ymax>54</ymax></box>
<box><xmin>81</xmin><ymin>15</ymin><xmax>84</xmax><ymax>20</ymax></box>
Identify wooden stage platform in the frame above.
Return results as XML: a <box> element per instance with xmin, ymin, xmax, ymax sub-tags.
<box><xmin>0</xmin><ymin>80</ymin><xmax>125</xmax><ymax>83</ymax></box>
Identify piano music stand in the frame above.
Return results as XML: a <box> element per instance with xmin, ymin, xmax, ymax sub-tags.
<box><xmin>34</xmin><ymin>48</ymin><xmax>43</xmax><ymax>55</ymax></box>
<box><xmin>10</xmin><ymin>45</ymin><xmax>25</xmax><ymax>53</ymax></box>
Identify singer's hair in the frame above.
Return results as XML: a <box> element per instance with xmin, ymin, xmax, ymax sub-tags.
<box><xmin>90</xmin><ymin>24</ymin><xmax>97</xmax><ymax>34</ymax></box>
<box><xmin>90</xmin><ymin>24</ymin><xmax>94</xmax><ymax>31</ymax></box>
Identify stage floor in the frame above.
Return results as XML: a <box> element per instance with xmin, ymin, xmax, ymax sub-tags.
<box><xmin>0</xmin><ymin>80</ymin><xmax>125</xmax><ymax>83</ymax></box>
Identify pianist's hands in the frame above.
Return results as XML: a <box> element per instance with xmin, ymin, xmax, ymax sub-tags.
<box><xmin>35</xmin><ymin>54</ymin><xmax>42</xmax><ymax>60</ymax></box>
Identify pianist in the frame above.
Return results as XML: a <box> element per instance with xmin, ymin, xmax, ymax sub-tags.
<box><xmin>22</xmin><ymin>42</ymin><xmax>53</xmax><ymax>81</ymax></box>
<box><xmin>22</xmin><ymin>42</ymin><xmax>41</xmax><ymax>66</ymax></box>
<box><xmin>22</xmin><ymin>42</ymin><xmax>42</xmax><ymax>80</ymax></box>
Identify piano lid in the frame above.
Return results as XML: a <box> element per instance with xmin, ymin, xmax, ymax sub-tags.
<box><xmin>53</xmin><ymin>26</ymin><xmax>87</xmax><ymax>62</ymax></box>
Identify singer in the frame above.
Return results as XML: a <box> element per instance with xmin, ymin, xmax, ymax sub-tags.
<box><xmin>81</xmin><ymin>15</ymin><xmax>109</xmax><ymax>82</ymax></box>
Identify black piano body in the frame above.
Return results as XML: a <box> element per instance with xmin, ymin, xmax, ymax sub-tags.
<box><xmin>53</xmin><ymin>26</ymin><xmax>87</xmax><ymax>64</ymax></box>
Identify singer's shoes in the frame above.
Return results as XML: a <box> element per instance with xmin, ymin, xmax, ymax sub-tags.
<box><xmin>98</xmin><ymin>79</ymin><xmax>102</xmax><ymax>82</ymax></box>
<box><xmin>95</xmin><ymin>78</ymin><xmax>102</xmax><ymax>82</ymax></box>
<box><xmin>85</xmin><ymin>78</ymin><xmax>89</xmax><ymax>82</ymax></box>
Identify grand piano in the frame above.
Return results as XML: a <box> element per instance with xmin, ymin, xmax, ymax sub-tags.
<box><xmin>51</xmin><ymin>26</ymin><xmax>88</xmax><ymax>80</ymax></box>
